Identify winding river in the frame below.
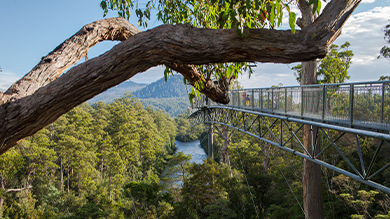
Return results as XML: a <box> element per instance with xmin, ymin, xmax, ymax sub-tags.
<box><xmin>174</xmin><ymin>140</ymin><xmax>208</xmax><ymax>164</ymax></box>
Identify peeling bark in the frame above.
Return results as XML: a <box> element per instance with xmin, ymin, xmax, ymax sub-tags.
<box><xmin>0</xmin><ymin>0</ymin><xmax>361</xmax><ymax>155</ymax></box>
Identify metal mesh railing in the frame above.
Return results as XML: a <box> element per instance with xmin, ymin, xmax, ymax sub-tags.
<box><xmin>191</xmin><ymin>81</ymin><xmax>390</xmax><ymax>133</ymax></box>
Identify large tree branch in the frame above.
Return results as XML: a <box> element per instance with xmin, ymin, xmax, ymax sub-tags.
<box><xmin>0</xmin><ymin>0</ymin><xmax>361</xmax><ymax>155</ymax></box>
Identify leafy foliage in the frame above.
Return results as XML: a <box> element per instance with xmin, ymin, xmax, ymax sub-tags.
<box><xmin>292</xmin><ymin>41</ymin><xmax>354</xmax><ymax>84</ymax></box>
<box><xmin>379</xmin><ymin>21</ymin><xmax>390</xmax><ymax>61</ymax></box>
<box><xmin>175</xmin><ymin>114</ymin><xmax>205</xmax><ymax>142</ymax></box>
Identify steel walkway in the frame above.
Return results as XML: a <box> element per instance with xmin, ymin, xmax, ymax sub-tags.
<box><xmin>188</xmin><ymin>80</ymin><xmax>390</xmax><ymax>194</ymax></box>
<box><xmin>193</xmin><ymin>80</ymin><xmax>390</xmax><ymax>133</ymax></box>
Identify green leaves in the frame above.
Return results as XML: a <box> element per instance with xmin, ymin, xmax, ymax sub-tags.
<box><xmin>309</xmin><ymin>0</ymin><xmax>322</xmax><ymax>15</ymax></box>
<box><xmin>164</xmin><ymin>67</ymin><xmax>173</xmax><ymax>82</ymax></box>
<box><xmin>379</xmin><ymin>21</ymin><xmax>390</xmax><ymax>60</ymax></box>
<box><xmin>226</xmin><ymin>65</ymin><xmax>233</xmax><ymax>78</ymax></box>
<box><xmin>289</xmin><ymin>12</ymin><xmax>296</xmax><ymax>34</ymax></box>
<box><xmin>100</xmin><ymin>0</ymin><xmax>108</xmax><ymax>17</ymax></box>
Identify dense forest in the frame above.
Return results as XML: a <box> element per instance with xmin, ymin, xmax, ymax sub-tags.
<box><xmin>198</xmin><ymin>119</ymin><xmax>390</xmax><ymax>219</ymax></box>
<box><xmin>0</xmin><ymin>95</ymin><xmax>178</xmax><ymax>218</ymax></box>
<box><xmin>3</xmin><ymin>72</ymin><xmax>390</xmax><ymax>218</ymax></box>
<box><xmin>1</xmin><ymin>92</ymin><xmax>390</xmax><ymax>218</ymax></box>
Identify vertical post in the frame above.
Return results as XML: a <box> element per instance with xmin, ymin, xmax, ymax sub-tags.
<box><xmin>271</xmin><ymin>88</ymin><xmax>274</xmax><ymax>113</ymax></box>
<box><xmin>280</xmin><ymin>120</ymin><xmax>283</xmax><ymax>146</ymax></box>
<box><xmin>301</xmin><ymin>86</ymin><xmax>304</xmax><ymax>117</ymax></box>
<box><xmin>252</xmin><ymin>89</ymin><xmax>254</xmax><ymax>109</ymax></box>
<box><xmin>349</xmin><ymin>84</ymin><xmax>354</xmax><ymax>127</ymax></box>
<box><xmin>291</xmin><ymin>89</ymin><xmax>293</xmax><ymax>114</ymax></box>
<box><xmin>285</xmin><ymin>88</ymin><xmax>287</xmax><ymax>115</ymax></box>
<box><xmin>381</xmin><ymin>83</ymin><xmax>385</xmax><ymax>123</ymax></box>
<box><xmin>208</xmin><ymin>123</ymin><xmax>214</xmax><ymax>160</ymax></box>
<box><xmin>238</xmin><ymin>91</ymin><xmax>240</xmax><ymax>107</ymax></box>
<box><xmin>322</xmin><ymin>85</ymin><xmax>326</xmax><ymax>122</ymax></box>
<box><xmin>260</xmin><ymin>89</ymin><xmax>263</xmax><ymax>110</ymax></box>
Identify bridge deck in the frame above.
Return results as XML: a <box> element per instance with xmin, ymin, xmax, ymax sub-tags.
<box><xmin>192</xmin><ymin>80</ymin><xmax>390</xmax><ymax>133</ymax></box>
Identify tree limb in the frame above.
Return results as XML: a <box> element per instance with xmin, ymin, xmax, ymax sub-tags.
<box><xmin>6</xmin><ymin>185</ymin><xmax>33</xmax><ymax>193</ymax></box>
<box><xmin>0</xmin><ymin>0</ymin><xmax>361</xmax><ymax>155</ymax></box>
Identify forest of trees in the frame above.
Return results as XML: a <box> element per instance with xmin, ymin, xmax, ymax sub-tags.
<box><xmin>197</xmin><ymin>116</ymin><xmax>390</xmax><ymax>219</ymax></box>
<box><xmin>0</xmin><ymin>94</ymin><xmax>178</xmax><ymax>218</ymax></box>
<box><xmin>1</xmin><ymin>92</ymin><xmax>390</xmax><ymax>218</ymax></box>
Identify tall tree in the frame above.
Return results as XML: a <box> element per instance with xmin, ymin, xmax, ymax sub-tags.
<box><xmin>295</xmin><ymin>1</ymin><xmax>324</xmax><ymax>217</ymax></box>
<box><xmin>292</xmin><ymin>41</ymin><xmax>354</xmax><ymax>84</ymax></box>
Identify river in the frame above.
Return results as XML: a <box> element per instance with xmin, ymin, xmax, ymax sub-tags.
<box><xmin>174</xmin><ymin>140</ymin><xmax>208</xmax><ymax>164</ymax></box>
<box><xmin>161</xmin><ymin>140</ymin><xmax>207</xmax><ymax>187</ymax></box>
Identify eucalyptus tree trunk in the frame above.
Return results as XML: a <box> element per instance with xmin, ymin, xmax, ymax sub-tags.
<box><xmin>298</xmin><ymin>1</ymin><xmax>324</xmax><ymax>218</ymax></box>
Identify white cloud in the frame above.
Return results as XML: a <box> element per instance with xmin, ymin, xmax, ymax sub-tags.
<box><xmin>334</xmin><ymin>6</ymin><xmax>390</xmax><ymax>81</ymax></box>
<box><xmin>352</xmin><ymin>55</ymin><xmax>377</xmax><ymax>65</ymax></box>
<box><xmin>362</xmin><ymin>0</ymin><xmax>376</xmax><ymax>3</ymax></box>
<box><xmin>239</xmin><ymin>63</ymin><xmax>299</xmax><ymax>88</ymax></box>
<box><xmin>241</xmin><ymin>6</ymin><xmax>390</xmax><ymax>88</ymax></box>
<box><xmin>0</xmin><ymin>72</ymin><xmax>20</xmax><ymax>92</ymax></box>
<box><xmin>131</xmin><ymin>65</ymin><xmax>165</xmax><ymax>84</ymax></box>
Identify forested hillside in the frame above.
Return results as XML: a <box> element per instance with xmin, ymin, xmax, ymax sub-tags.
<box><xmin>139</xmin><ymin>97</ymin><xmax>190</xmax><ymax>118</ymax></box>
<box><xmin>88</xmin><ymin>75</ymin><xmax>191</xmax><ymax>117</ymax></box>
<box><xmin>132</xmin><ymin>75</ymin><xmax>189</xmax><ymax>99</ymax></box>
<box><xmin>0</xmin><ymin>95</ymin><xmax>178</xmax><ymax>218</ymax></box>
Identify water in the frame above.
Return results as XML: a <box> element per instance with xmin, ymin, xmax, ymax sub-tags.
<box><xmin>161</xmin><ymin>140</ymin><xmax>207</xmax><ymax>188</ymax></box>
<box><xmin>174</xmin><ymin>140</ymin><xmax>208</xmax><ymax>164</ymax></box>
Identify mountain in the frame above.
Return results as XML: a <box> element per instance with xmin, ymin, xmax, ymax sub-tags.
<box><xmin>132</xmin><ymin>74</ymin><xmax>190</xmax><ymax>98</ymax></box>
<box><xmin>88</xmin><ymin>80</ymin><xmax>148</xmax><ymax>103</ymax></box>
<box><xmin>88</xmin><ymin>74</ymin><xmax>192</xmax><ymax>117</ymax></box>
<box><xmin>139</xmin><ymin>97</ymin><xmax>190</xmax><ymax>117</ymax></box>
<box><xmin>133</xmin><ymin>74</ymin><xmax>191</xmax><ymax>117</ymax></box>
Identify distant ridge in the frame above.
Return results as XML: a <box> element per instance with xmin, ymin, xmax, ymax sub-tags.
<box><xmin>88</xmin><ymin>80</ymin><xmax>148</xmax><ymax>104</ymax></box>
<box><xmin>88</xmin><ymin>74</ymin><xmax>192</xmax><ymax>117</ymax></box>
<box><xmin>132</xmin><ymin>74</ymin><xmax>189</xmax><ymax>99</ymax></box>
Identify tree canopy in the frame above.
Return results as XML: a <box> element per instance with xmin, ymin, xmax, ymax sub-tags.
<box><xmin>379</xmin><ymin>20</ymin><xmax>390</xmax><ymax>61</ymax></box>
<box><xmin>292</xmin><ymin>41</ymin><xmax>354</xmax><ymax>84</ymax></box>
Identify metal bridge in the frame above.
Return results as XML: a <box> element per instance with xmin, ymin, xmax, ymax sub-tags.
<box><xmin>188</xmin><ymin>80</ymin><xmax>390</xmax><ymax>193</ymax></box>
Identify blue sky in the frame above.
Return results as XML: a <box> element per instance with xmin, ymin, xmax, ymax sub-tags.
<box><xmin>0</xmin><ymin>0</ymin><xmax>389</xmax><ymax>91</ymax></box>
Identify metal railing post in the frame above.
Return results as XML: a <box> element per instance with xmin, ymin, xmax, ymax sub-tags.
<box><xmin>301</xmin><ymin>86</ymin><xmax>304</xmax><ymax>117</ymax></box>
<box><xmin>285</xmin><ymin>87</ymin><xmax>287</xmax><ymax>115</ymax></box>
<box><xmin>272</xmin><ymin>88</ymin><xmax>274</xmax><ymax>113</ymax></box>
<box><xmin>381</xmin><ymin>83</ymin><xmax>385</xmax><ymax>124</ymax></box>
<box><xmin>260</xmin><ymin>89</ymin><xmax>263</xmax><ymax>110</ymax></box>
<box><xmin>349</xmin><ymin>84</ymin><xmax>354</xmax><ymax>127</ymax></box>
<box><xmin>252</xmin><ymin>89</ymin><xmax>254</xmax><ymax>109</ymax></box>
<box><xmin>238</xmin><ymin>91</ymin><xmax>240</xmax><ymax>107</ymax></box>
<box><xmin>322</xmin><ymin>85</ymin><xmax>326</xmax><ymax>122</ymax></box>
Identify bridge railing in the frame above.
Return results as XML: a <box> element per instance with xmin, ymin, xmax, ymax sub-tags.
<box><xmin>192</xmin><ymin>80</ymin><xmax>390</xmax><ymax>133</ymax></box>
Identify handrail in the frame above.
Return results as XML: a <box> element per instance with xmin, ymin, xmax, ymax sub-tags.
<box><xmin>192</xmin><ymin>80</ymin><xmax>390</xmax><ymax>133</ymax></box>
<box><xmin>230</xmin><ymin>80</ymin><xmax>390</xmax><ymax>91</ymax></box>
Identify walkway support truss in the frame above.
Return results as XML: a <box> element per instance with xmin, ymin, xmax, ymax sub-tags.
<box><xmin>188</xmin><ymin>106</ymin><xmax>390</xmax><ymax>194</ymax></box>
